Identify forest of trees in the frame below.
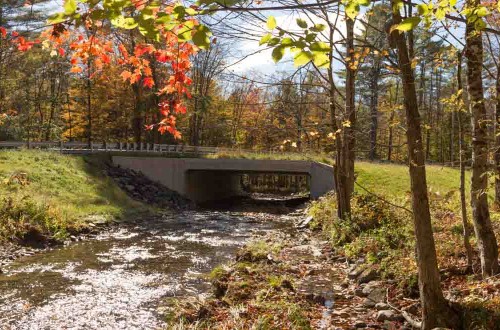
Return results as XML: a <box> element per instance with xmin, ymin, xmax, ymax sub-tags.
<box><xmin>2</xmin><ymin>0</ymin><xmax>500</xmax><ymax>328</ymax></box>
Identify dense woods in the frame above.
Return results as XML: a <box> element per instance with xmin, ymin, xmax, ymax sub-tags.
<box><xmin>2</xmin><ymin>0</ymin><xmax>500</xmax><ymax>328</ymax></box>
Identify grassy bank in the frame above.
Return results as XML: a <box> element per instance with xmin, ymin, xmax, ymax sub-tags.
<box><xmin>0</xmin><ymin>150</ymin><xmax>143</xmax><ymax>244</ymax></box>
<box><xmin>308</xmin><ymin>161</ymin><xmax>500</xmax><ymax>323</ymax></box>
<box><xmin>206</xmin><ymin>150</ymin><xmax>334</xmax><ymax>165</ymax></box>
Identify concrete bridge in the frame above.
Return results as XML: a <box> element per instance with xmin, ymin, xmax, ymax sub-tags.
<box><xmin>112</xmin><ymin>156</ymin><xmax>335</xmax><ymax>203</ymax></box>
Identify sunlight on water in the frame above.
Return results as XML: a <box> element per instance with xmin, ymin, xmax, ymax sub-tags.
<box><xmin>0</xmin><ymin>207</ymin><xmax>298</xmax><ymax>329</ymax></box>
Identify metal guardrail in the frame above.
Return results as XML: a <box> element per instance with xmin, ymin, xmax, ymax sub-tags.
<box><xmin>0</xmin><ymin>141</ymin><xmax>236</xmax><ymax>155</ymax></box>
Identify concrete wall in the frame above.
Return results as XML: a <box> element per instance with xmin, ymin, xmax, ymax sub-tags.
<box><xmin>112</xmin><ymin>156</ymin><xmax>335</xmax><ymax>202</ymax></box>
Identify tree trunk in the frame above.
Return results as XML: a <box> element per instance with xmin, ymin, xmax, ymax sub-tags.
<box><xmin>387</xmin><ymin>82</ymin><xmax>399</xmax><ymax>161</ymax></box>
<box><xmin>465</xmin><ymin>11</ymin><xmax>499</xmax><ymax>277</ymax></box>
<box><xmin>495</xmin><ymin>63</ymin><xmax>500</xmax><ymax>205</ymax></box>
<box><xmin>369</xmin><ymin>62</ymin><xmax>380</xmax><ymax>160</ymax></box>
<box><xmin>132</xmin><ymin>84</ymin><xmax>143</xmax><ymax>144</ymax></box>
<box><xmin>344</xmin><ymin>16</ymin><xmax>356</xmax><ymax>202</ymax></box>
<box><xmin>457</xmin><ymin>51</ymin><xmax>474</xmax><ymax>270</ymax></box>
<box><xmin>86</xmin><ymin>66</ymin><xmax>92</xmax><ymax>147</ymax></box>
<box><xmin>390</xmin><ymin>4</ymin><xmax>460</xmax><ymax>328</ymax></box>
<box><xmin>426</xmin><ymin>70</ymin><xmax>433</xmax><ymax>161</ymax></box>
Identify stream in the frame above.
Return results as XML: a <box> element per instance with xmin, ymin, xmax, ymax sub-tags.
<box><xmin>0</xmin><ymin>202</ymin><xmax>301</xmax><ymax>329</ymax></box>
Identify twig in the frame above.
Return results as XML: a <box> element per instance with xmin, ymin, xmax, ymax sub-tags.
<box><xmin>354</xmin><ymin>182</ymin><xmax>413</xmax><ymax>214</ymax></box>
<box><xmin>385</xmin><ymin>288</ymin><xmax>422</xmax><ymax>329</ymax></box>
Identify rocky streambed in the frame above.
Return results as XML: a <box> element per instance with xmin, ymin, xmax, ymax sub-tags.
<box><xmin>0</xmin><ymin>203</ymin><xmax>303</xmax><ymax>329</ymax></box>
<box><xmin>0</xmin><ymin>176</ymin><xmax>419</xmax><ymax>330</ymax></box>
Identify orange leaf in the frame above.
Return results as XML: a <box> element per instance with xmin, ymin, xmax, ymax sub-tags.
<box><xmin>120</xmin><ymin>70</ymin><xmax>132</xmax><ymax>81</ymax></box>
<box><xmin>143</xmin><ymin>77</ymin><xmax>154</xmax><ymax>88</ymax></box>
<box><xmin>70</xmin><ymin>66</ymin><xmax>83</xmax><ymax>73</ymax></box>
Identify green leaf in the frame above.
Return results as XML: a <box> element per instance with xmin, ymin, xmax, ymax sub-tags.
<box><xmin>417</xmin><ymin>4</ymin><xmax>429</xmax><ymax>15</ymax></box>
<box><xmin>193</xmin><ymin>25</ymin><xmax>212</xmax><ymax>49</ymax></box>
<box><xmin>435</xmin><ymin>8</ymin><xmax>446</xmax><ymax>20</ymax></box>
<box><xmin>177</xmin><ymin>20</ymin><xmax>195</xmax><ymax>41</ymax></box>
<box><xmin>156</xmin><ymin>13</ymin><xmax>172</xmax><ymax>24</ymax></box>
<box><xmin>293</xmin><ymin>50</ymin><xmax>313</xmax><ymax>66</ymax></box>
<box><xmin>272</xmin><ymin>46</ymin><xmax>285</xmax><ymax>62</ymax></box>
<box><xmin>268</xmin><ymin>37</ymin><xmax>280</xmax><ymax>46</ymax></box>
<box><xmin>358</xmin><ymin>0</ymin><xmax>371</xmax><ymax>6</ymax></box>
<box><xmin>48</xmin><ymin>12</ymin><xmax>67</xmax><ymax>24</ymax></box>
<box><xmin>310</xmin><ymin>41</ymin><xmax>330</xmax><ymax>52</ymax></box>
<box><xmin>267</xmin><ymin>16</ymin><xmax>277</xmax><ymax>30</ymax></box>
<box><xmin>395</xmin><ymin>16</ymin><xmax>421</xmax><ymax>31</ymax></box>
<box><xmin>123</xmin><ymin>17</ymin><xmax>138</xmax><ymax>29</ymax></box>
<box><xmin>312</xmin><ymin>51</ymin><xmax>329</xmax><ymax>68</ymax></box>
<box><xmin>305</xmin><ymin>33</ymin><xmax>317</xmax><ymax>42</ymax></box>
<box><xmin>111</xmin><ymin>15</ymin><xmax>137</xmax><ymax>29</ymax></box>
<box><xmin>259</xmin><ymin>33</ymin><xmax>272</xmax><ymax>46</ymax></box>
<box><xmin>474</xmin><ymin>18</ymin><xmax>486</xmax><ymax>30</ymax></box>
<box><xmin>310</xmin><ymin>23</ymin><xmax>326</xmax><ymax>32</ymax></box>
<box><xmin>281</xmin><ymin>37</ymin><xmax>294</xmax><ymax>46</ymax></box>
<box><xmin>90</xmin><ymin>9</ymin><xmax>107</xmax><ymax>20</ymax></box>
<box><xmin>64</xmin><ymin>0</ymin><xmax>77</xmax><ymax>15</ymax></box>
<box><xmin>296</xmin><ymin>18</ymin><xmax>308</xmax><ymax>29</ymax></box>
<box><xmin>476</xmin><ymin>6</ymin><xmax>489</xmax><ymax>17</ymax></box>
<box><xmin>173</xmin><ymin>5</ymin><xmax>186</xmax><ymax>19</ymax></box>
<box><xmin>345</xmin><ymin>1</ymin><xmax>360</xmax><ymax>20</ymax></box>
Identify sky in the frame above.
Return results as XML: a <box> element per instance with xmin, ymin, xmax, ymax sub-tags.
<box><xmin>220</xmin><ymin>8</ymin><xmax>365</xmax><ymax>75</ymax></box>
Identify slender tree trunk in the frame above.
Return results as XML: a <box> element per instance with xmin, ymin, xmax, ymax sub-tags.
<box><xmin>132</xmin><ymin>84</ymin><xmax>143</xmax><ymax>144</ymax></box>
<box><xmin>390</xmin><ymin>4</ymin><xmax>460</xmax><ymax>328</ymax></box>
<box><xmin>450</xmin><ymin>104</ymin><xmax>455</xmax><ymax>166</ymax></box>
<box><xmin>457</xmin><ymin>52</ymin><xmax>474</xmax><ymax>270</ymax></box>
<box><xmin>369</xmin><ymin>62</ymin><xmax>380</xmax><ymax>160</ymax></box>
<box><xmin>86</xmin><ymin>65</ymin><xmax>92</xmax><ymax>147</ymax></box>
<box><xmin>465</xmin><ymin>11</ymin><xmax>499</xmax><ymax>277</ymax></box>
<box><xmin>344</xmin><ymin>16</ymin><xmax>356</xmax><ymax>202</ymax></box>
<box><xmin>426</xmin><ymin>70</ymin><xmax>433</xmax><ymax>161</ymax></box>
<box><xmin>495</xmin><ymin>64</ymin><xmax>500</xmax><ymax>205</ymax></box>
<box><xmin>387</xmin><ymin>82</ymin><xmax>399</xmax><ymax>161</ymax></box>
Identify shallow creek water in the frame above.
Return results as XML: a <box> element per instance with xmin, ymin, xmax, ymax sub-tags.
<box><xmin>0</xmin><ymin>206</ymin><xmax>299</xmax><ymax>329</ymax></box>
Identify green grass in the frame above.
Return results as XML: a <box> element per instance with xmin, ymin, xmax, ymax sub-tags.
<box><xmin>356</xmin><ymin>162</ymin><xmax>472</xmax><ymax>199</ymax></box>
<box><xmin>205</xmin><ymin>150</ymin><xmax>334</xmax><ymax>165</ymax></box>
<box><xmin>0</xmin><ymin>150</ymin><xmax>144</xmax><ymax>243</ymax></box>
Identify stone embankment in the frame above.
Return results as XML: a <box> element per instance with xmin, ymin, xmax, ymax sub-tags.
<box><xmin>104</xmin><ymin>165</ymin><xmax>192</xmax><ymax>210</ymax></box>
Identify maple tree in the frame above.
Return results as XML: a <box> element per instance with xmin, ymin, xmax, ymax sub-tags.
<box><xmin>0</xmin><ymin>0</ymin><xmax>213</xmax><ymax>139</ymax></box>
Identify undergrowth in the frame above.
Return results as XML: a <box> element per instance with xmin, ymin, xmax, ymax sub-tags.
<box><xmin>307</xmin><ymin>163</ymin><xmax>500</xmax><ymax>325</ymax></box>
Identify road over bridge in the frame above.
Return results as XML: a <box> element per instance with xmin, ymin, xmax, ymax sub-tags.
<box><xmin>112</xmin><ymin>157</ymin><xmax>335</xmax><ymax>203</ymax></box>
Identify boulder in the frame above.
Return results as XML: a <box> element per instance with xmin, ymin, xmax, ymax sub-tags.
<box><xmin>375</xmin><ymin>302</ymin><xmax>389</xmax><ymax>310</ymax></box>
<box><xmin>376</xmin><ymin>310</ymin><xmax>404</xmax><ymax>322</ymax></box>
<box><xmin>362</xmin><ymin>287</ymin><xmax>386</xmax><ymax>307</ymax></box>
<box><xmin>357</xmin><ymin>268</ymin><xmax>379</xmax><ymax>284</ymax></box>
<box><xmin>354</xmin><ymin>320</ymin><xmax>367</xmax><ymax>328</ymax></box>
<box><xmin>348</xmin><ymin>265</ymin><xmax>366</xmax><ymax>279</ymax></box>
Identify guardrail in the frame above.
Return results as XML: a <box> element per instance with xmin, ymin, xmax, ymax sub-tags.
<box><xmin>0</xmin><ymin>141</ymin><xmax>237</xmax><ymax>155</ymax></box>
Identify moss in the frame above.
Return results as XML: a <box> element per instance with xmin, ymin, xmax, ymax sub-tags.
<box><xmin>237</xmin><ymin>240</ymin><xmax>282</xmax><ymax>262</ymax></box>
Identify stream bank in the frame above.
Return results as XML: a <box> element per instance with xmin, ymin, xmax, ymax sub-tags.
<box><xmin>167</xmin><ymin>225</ymin><xmax>416</xmax><ymax>330</ymax></box>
